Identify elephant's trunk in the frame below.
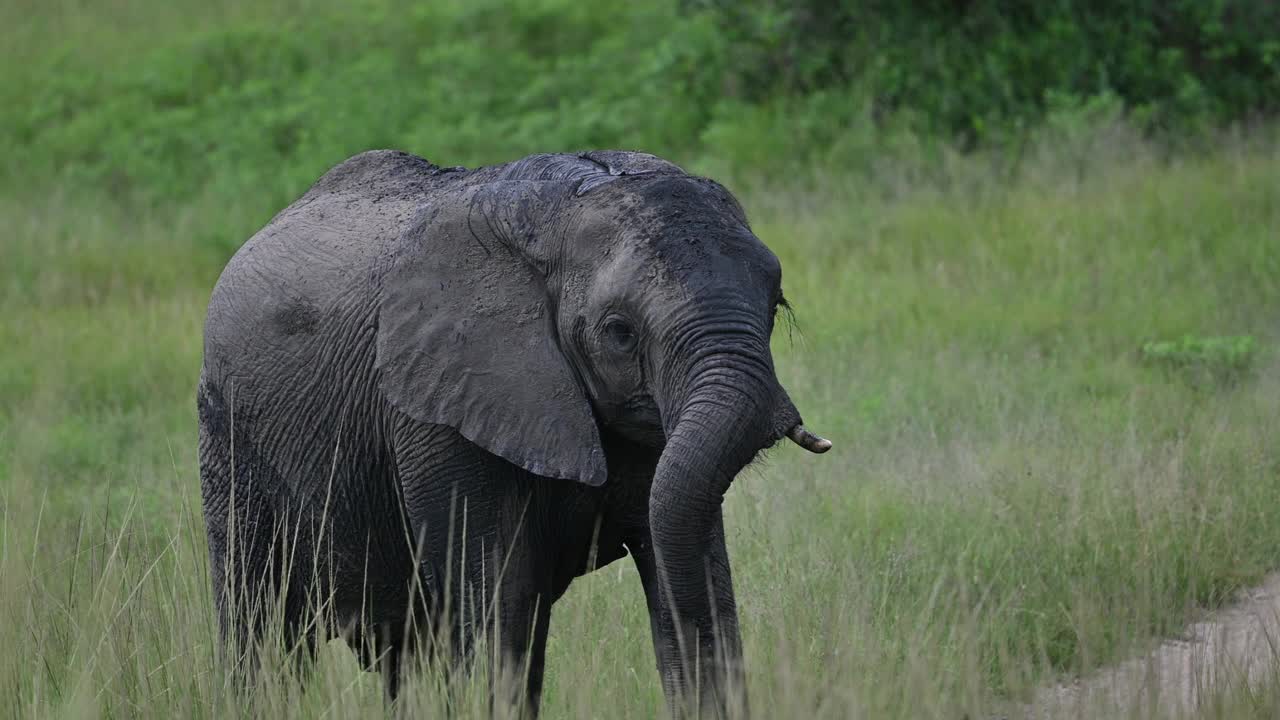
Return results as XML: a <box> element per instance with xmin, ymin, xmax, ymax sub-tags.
<box><xmin>647</xmin><ymin>336</ymin><xmax>805</xmax><ymax>714</ymax></box>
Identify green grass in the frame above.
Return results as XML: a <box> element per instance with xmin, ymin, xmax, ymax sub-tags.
<box><xmin>3</xmin><ymin>124</ymin><xmax>1279</xmax><ymax>717</ymax></box>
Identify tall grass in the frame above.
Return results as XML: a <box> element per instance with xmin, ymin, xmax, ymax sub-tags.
<box><xmin>3</xmin><ymin>125</ymin><xmax>1278</xmax><ymax>717</ymax></box>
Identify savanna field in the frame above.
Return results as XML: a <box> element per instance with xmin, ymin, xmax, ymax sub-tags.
<box><xmin>3</xmin><ymin>1</ymin><xmax>1280</xmax><ymax>717</ymax></box>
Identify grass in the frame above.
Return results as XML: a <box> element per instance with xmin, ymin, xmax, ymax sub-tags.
<box><xmin>1203</xmin><ymin>671</ymin><xmax>1280</xmax><ymax>720</ymax></box>
<box><xmin>2</xmin><ymin>123</ymin><xmax>1278</xmax><ymax>718</ymax></box>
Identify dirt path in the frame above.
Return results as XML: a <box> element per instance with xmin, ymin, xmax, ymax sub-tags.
<box><xmin>1024</xmin><ymin>573</ymin><xmax>1280</xmax><ymax>719</ymax></box>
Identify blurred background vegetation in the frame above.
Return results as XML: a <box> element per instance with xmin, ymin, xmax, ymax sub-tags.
<box><xmin>4</xmin><ymin>0</ymin><xmax>1278</xmax><ymax>212</ymax></box>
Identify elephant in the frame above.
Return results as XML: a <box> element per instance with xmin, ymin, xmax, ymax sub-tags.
<box><xmin>197</xmin><ymin>149</ymin><xmax>830</xmax><ymax>716</ymax></box>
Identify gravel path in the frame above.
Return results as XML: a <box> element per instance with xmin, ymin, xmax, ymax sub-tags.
<box><xmin>1024</xmin><ymin>573</ymin><xmax>1280</xmax><ymax>719</ymax></box>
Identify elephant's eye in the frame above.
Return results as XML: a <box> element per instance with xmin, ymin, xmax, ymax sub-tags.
<box><xmin>602</xmin><ymin>318</ymin><xmax>638</xmax><ymax>353</ymax></box>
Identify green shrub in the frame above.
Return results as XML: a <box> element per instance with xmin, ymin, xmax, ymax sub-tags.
<box><xmin>3</xmin><ymin>1</ymin><xmax>1279</xmax><ymax>209</ymax></box>
<box><xmin>1</xmin><ymin>1</ymin><xmax>728</xmax><ymax>211</ymax></box>
<box><xmin>1141</xmin><ymin>334</ymin><xmax>1258</xmax><ymax>385</ymax></box>
<box><xmin>691</xmin><ymin>0</ymin><xmax>1280</xmax><ymax>142</ymax></box>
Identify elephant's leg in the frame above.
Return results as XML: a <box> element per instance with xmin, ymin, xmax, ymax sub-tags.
<box><xmin>200</xmin><ymin>402</ymin><xmax>276</xmax><ymax>671</ymax></box>
<box><xmin>390</xmin><ymin>421</ymin><xmax>500</xmax><ymax>686</ymax></box>
<box><xmin>199</xmin><ymin>385</ymin><xmax>316</xmax><ymax>681</ymax></box>
<box><xmin>346</xmin><ymin>618</ymin><xmax>410</xmax><ymax>702</ymax></box>
<box><xmin>208</xmin><ymin>504</ymin><xmax>322</xmax><ymax>679</ymax></box>
<box><xmin>489</xmin><ymin>590</ymin><xmax>552</xmax><ymax>717</ymax></box>
<box><xmin>391</xmin><ymin>418</ymin><xmax>557</xmax><ymax>715</ymax></box>
<box><xmin>201</xmin><ymin>460</ymin><xmax>296</xmax><ymax>675</ymax></box>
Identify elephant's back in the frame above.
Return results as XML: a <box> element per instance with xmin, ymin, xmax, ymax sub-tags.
<box><xmin>202</xmin><ymin>150</ymin><xmax>454</xmax><ymax>379</ymax></box>
<box><xmin>198</xmin><ymin>151</ymin><xmax>459</xmax><ymax>504</ymax></box>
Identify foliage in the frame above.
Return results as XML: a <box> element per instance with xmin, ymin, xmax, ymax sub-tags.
<box><xmin>1</xmin><ymin>1</ymin><xmax>728</xmax><ymax>212</ymax></box>
<box><xmin>692</xmin><ymin>0</ymin><xmax>1280</xmax><ymax>142</ymax></box>
<box><xmin>1142</xmin><ymin>334</ymin><xmax>1258</xmax><ymax>385</ymax></box>
<box><xmin>3</xmin><ymin>0</ymin><xmax>1280</xmax><ymax>211</ymax></box>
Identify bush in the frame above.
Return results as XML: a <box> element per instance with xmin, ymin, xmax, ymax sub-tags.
<box><xmin>1</xmin><ymin>1</ymin><xmax>728</xmax><ymax>211</ymax></box>
<box><xmin>3</xmin><ymin>0</ymin><xmax>1279</xmax><ymax>209</ymax></box>
<box><xmin>690</xmin><ymin>0</ymin><xmax>1280</xmax><ymax>142</ymax></box>
<box><xmin>1141</xmin><ymin>335</ymin><xmax>1258</xmax><ymax>385</ymax></box>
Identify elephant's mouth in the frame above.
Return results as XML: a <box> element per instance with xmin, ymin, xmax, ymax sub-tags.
<box><xmin>605</xmin><ymin>379</ymin><xmax>832</xmax><ymax>455</ymax></box>
<box><xmin>765</xmin><ymin>388</ymin><xmax>833</xmax><ymax>454</ymax></box>
<box><xmin>607</xmin><ymin>393</ymin><xmax>665</xmax><ymax>447</ymax></box>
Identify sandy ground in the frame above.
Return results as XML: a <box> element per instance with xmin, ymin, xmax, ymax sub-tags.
<box><xmin>1019</xmin><ymin>573</ymin><xmax>1280</xmax><ymax>719</ymax></box>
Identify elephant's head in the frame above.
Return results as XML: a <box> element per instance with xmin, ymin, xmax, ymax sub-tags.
<box><xmin>377</xmin><ymin>150</ymin><xmax>828</xmax><ymax>710</ymax></box>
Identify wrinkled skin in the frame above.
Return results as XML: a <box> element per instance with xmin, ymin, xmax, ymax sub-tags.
<box><xmin>198</xmin><ymin>150</ymin><xmax>828</xmax><ymax>716</ymax></box>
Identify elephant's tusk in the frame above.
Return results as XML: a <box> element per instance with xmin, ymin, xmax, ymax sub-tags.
<box><xmin>787</xmin><ymin>425</ymin><xmax>832</xmax><ymax>454</ymax></box>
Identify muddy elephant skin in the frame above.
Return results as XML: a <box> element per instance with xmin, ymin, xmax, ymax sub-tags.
<box><xmin>197</xmin><ymin>149</ymin><xmax>828</xmax><ymax>715</ymax></box>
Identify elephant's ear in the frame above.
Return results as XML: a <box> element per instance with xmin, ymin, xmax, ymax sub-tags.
<box><xmin>375</xmin><ymin>184</ymin><xmax>607</xmax><ymax>486</ymax></box>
